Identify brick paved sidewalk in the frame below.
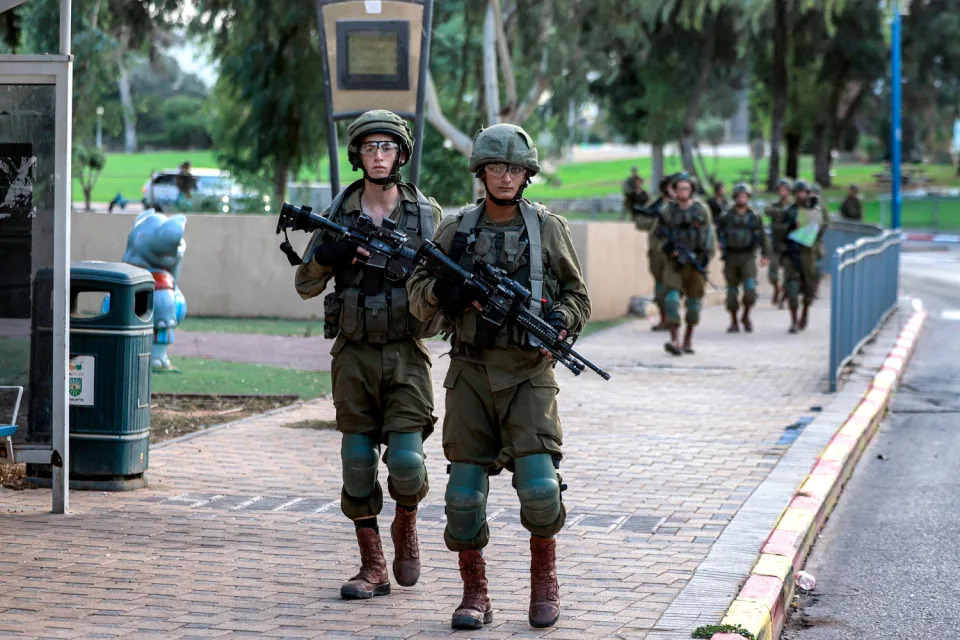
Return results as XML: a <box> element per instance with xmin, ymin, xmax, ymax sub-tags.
<box><xmin>0</xmin><ymin>291</ymin><xmax>831</xmax><ymax>639</ymax></box>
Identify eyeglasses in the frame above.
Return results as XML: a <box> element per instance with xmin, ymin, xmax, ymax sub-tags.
<box><xmin>485</xmin><ymin>163</ymin><xmax>527</xmax><ymax>177</ymax></box>
<box><xmin>359</xmin><ymin>141</ymin><xmax>401</xmax><ymax>156</ymax></box>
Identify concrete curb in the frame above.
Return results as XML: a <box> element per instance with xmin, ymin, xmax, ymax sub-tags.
<box><xmin>710</xmin><ymin>309</ymin><xmax>928</xmax><ymax>640</ymax></box>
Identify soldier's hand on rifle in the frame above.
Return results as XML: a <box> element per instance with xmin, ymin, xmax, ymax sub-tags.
<box><xmin>313</xmin><ymin>239</ymin><xmax>363</xmax><ymax>267</ymax></box>
<box><xmin>433</xmin><ymin>278</ymin><xmax>482</xmax><ymax>316</ymax></box>
<box><xmin>540</xmin><ymin>313</ymin><xmax>569</xmax><ymax>359</ymax></box>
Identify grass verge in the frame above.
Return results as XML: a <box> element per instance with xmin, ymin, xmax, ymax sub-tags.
<box><xmin>178</xmin><ymin>315</ymin><xmax>325</xmax><ymax>337</ymax></box>
<box><xmin>152</xmin><ymin>357</ymin><xmax>331</xmax><ymax>399</ymax></box>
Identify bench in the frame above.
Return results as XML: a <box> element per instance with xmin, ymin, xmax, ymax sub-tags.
<box><xmin>0</xmin><ymin>386</ymin><xmax>23</xmax><ymax>464</ymax></box>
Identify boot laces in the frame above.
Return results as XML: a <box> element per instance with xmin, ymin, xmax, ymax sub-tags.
<box><xmin>394</xmin><ymin>510</ymin><xmax>419</xmax><ymax>558</ymax></box>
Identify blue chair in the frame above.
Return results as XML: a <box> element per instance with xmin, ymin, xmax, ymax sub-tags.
<box><xmin>0</xmin><ymin>386</ymin><xmax>23</xmax><ymax>464</ymax></box>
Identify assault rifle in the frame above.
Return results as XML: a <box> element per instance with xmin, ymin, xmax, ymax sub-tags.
<box><xmin>418</xmin><ymin>240</ymin><xmax>611</xmax><ymax>380</ymax></box>
<box><xmin>653</xmin><ymin>210</ymin><xmax>719</xmax><ymax>290</ymax></box>
<box><xmin>276</xmin><ymin>202</ymin><xmax>417</xmax><ymax>281</ymax></box>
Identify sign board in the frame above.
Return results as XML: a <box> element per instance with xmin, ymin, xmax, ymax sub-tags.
<box><xmin>68</xmin><ymin>356</ymin><xmax>95</xmax><ymax>406</ymax></box>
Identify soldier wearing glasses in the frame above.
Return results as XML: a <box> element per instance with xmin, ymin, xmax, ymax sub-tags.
<box><xmin>294</xmin><ymin>110</ymin><xmax>442</xmax><ymax>601</ymax></box>
<box><xmin>408</xmin><ymin>124</ymin><xmax>591</xmax><ymax>630</ymax></box>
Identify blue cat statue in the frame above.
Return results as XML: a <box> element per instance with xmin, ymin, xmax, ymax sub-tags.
<box><xmin>122</xmin><ymin>210</ymin><xmax>187</xmax><ymax>370</ymax></box>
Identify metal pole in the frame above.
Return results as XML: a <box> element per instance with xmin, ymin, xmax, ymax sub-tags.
<box><xmin>410</xmin><ymin>0</ymin><xmax>433</xmax><ymax>186</ymax></box>
<box><xmin>891</xmin><ymin>1</ymin><xmax>903</xmax><ymax>229</ymax></box>
<box><xmin>314</xmin><ymin>1</ymin><xmax>340</xmax><ymax>194</ymax></box>
<box><xmin>54</xmin><ymin>0</ymin><xmax>73</xmax><ymax>514</ymax></box>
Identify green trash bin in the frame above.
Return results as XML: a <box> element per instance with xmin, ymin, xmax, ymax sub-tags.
<box><xmin>27</xmin><ymin>261</ymin><xmax>155</xmax><ymax>491</ymax></box>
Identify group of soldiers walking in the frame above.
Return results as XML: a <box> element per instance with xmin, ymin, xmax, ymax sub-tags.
<box><xmin>293</xmin><ymin>110</ymin><xmax>589</xmax><ymax>629</ymax></box>
<box><xmin>625</xmin><ymin>170</ymin><xmax>830</xmax><ymax>348</ymax></box>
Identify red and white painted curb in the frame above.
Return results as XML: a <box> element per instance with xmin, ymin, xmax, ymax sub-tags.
<box><xmin>711</xmin><ymin>309</ymin><xmax>928</xmax><ymax>640</ymax></box>
<box><xmin>901</xmin><ymin>232</ymin><xmax>960</xmax><ymax>244</ymax></box>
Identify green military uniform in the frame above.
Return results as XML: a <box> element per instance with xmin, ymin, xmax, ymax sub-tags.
<box><xmin>780</xmin><ymin>203</ymin><xmax>824</xmax><ymax>311</ymax></box>
<box><xmin>651</xmin><ymin>199</ymin><xmax>716</xmax><ymax>328</ymax></box>
<box><xmin>717</xmin><ymin>206</ymin><xmax>769</xmax><ymax>312</ymax></box>
<box><xmin>407</xmin><ymin>200</ymin><xmax>590</xmax><ymax>544</ymax></box>
<box><xmin>637</xmin><ymin>195</ymin><xmax>668</xmax><ymax>312</ymax></box>
<box><xmin>622</xmin><ymin>175</ymin><xmax>649</xmax><ymax>220</ymax></box>
<box><xmin>296</xmin><ymin>180</ymin><xmax>442</xmax><ymax>519</ymax></box>
<box><xmin>765</xmin><ymin>197</ymin><xmax>789</xmax><ymax>290</ymax></box>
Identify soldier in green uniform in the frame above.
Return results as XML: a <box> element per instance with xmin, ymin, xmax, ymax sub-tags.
<box><xmin>653</xmin><ymin>173</ymin><xmax>716</xmax><ymax>355</ymax></box>
<box><xmin>781</xmin><ymin>180</ymin><xmax>825</xmax><ymax>333</ymax></box>
<box><xmin>706</xmin><ymin>181</ymin><xmax>729</xmax><ymax>226</ymax></box>
<box><xmin>622</xmin><ymin>166</ymin><xmax>649</xmax><ymax>220</ymax></box>
<box><xmin>716</xmin><ymin>184</ymin><xmax>769</xmax><ymax>333</ymax></box>
<box><xmin>294</xmin><ymin>110</ymin><xmax>442</xmax><ymax>600</ymax></box>
<box><xmin>407</xmin><ymin>124</ymin><xmax>591</xmax><ymax>630</ymax></box>
<box><xmin>636</xmin><ymin>175</ymin><xmax>673</xmax><ymax>330</ymax></box>
<box><xmin>765</xmin><ymin>178</ymin><xmax>792</xmax><ymax>307</ymax></box>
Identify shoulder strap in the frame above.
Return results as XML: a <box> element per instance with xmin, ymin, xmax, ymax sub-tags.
<box><xmin>412</xmin><ymin>185</ymin><xmax>436</xmax><ymax>240</ymax></box>
<box><xmin>519</xmin><ymin>200</ymin><xmax>546</xmax><ymax>319</ymax></box>
<box><xmin>327</xmin><ymin>179</ymin><xmax>364</xmax><ymax>224</ymax></box>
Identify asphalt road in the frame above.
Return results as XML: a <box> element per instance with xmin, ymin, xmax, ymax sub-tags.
<box><xmin>782</xmin><ymin>250</ymin><xmax>960</xmax><ymax>640</ymax></box>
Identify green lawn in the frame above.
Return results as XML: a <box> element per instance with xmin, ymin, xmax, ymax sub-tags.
<box><xmin>152</xmin><ymin>357</ymin><xmax>331</xmax><ymax>399</ymax></box>
<box><xmin>178</xmin><ymin>316</ymin><xmax>324</xmax><ymax>337</ymax></box>
<box><xmin>76</xmin><ymin>148</ymin><xmax>352</xmax><ymax>204</ymax></box>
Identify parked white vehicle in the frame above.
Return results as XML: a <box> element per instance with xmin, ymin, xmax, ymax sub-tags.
<box><xmin>141</xmin><ymin>168</ymin><xmax>270</xmax><ymax>214</ymax></box>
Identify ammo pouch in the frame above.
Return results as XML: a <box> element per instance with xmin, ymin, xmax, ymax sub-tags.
<box><xmin>335</xmin><ymin>287</ymin><xmax>421</xmax><ymax>344</ymax></box>
<box><xmin>323</xmin><ymin>292</ymin><xmax>343</xmax><ymax>339</ymax></box>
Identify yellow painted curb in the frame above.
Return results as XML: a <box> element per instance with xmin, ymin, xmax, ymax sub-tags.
<box><xmin>722</xmin><ymin>598</ymin><xmax>772</xmax><ymax>640</ymax></box>
<box><xmin>752</xmin><ymin>554</ymin><xmax>793</xmax><ymax>582</ymax></box>
<box><xmin>776</xmin><ymin>507</ymin><xmax>816</xmax><ymax>534</ymax></box>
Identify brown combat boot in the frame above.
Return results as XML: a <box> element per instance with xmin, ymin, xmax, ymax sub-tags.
<box><xmin>652</xmin><ymin>302</ymin><xmax>670</xmax><ymax>332</ymax></box>
<box><xmin>788</xmin><ymin>307</ymin><xmax>800</xmax><ymax>334</ymax></box>
<box><xmin>664</xmin><ymin>327</ymin><xmax>682</xmax><ymax>356</ymax></box>
<box><xmin>682</xmin><ymin>325</ymin><xmax>696</xmax><ymax>354</ymax></box>
<box><xmin>391</xmin><ymin>506</ymin><xmax>420</xmax><ymax>587</ymax></box>
<box><xmin>799</xmin><ymin>304</ymin><xmax>810</xmax><ymax>331</ymax></box>
<box><xmin>452</xmin><ymin>550</ymin><xmax>493</xmax><ymax>629</ymax></box>
<box><xmin>741</xmin><ymin>305</ymin><xmax>753</xmax><ymax>333</ymax></box>
<box><xmin>726</xmin><ymin>310</ymin><xmax>740</xmax><ymax>333</ymax></box>
<box><xmin>340</xmin><ymin>527</ymin><xmax>390</xmax><ymax>599</ymax></box>
<box><xmin>529</xmin><ymin>536</ymin><xmax>560</xmax><ymax>628</ymax></box>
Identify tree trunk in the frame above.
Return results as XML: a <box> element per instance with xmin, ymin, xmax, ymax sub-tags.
<box><xmin>785</xmin><ymin>131</ymin><xmax>800</xmax><ymax>179</ymax></box>
<box><xmin>116</xmin><ymin>26</ymin><xmax>137</xmax><ymax>154</ymax></box>
<box><xmin>651</xmin><ymin>143</ymin><xmax>664</xmax><ymax>189</ymax></box>
<box><xmin>482</xmin><ymin>0</ymin><xmax>500</xmax><ymax>125</ymax></box>
<box><xmin>767</xmin><ymin>0</ymin><xmax>788</xmax><ymax>191</ymax></box>
<box><xmin>812</xmin><ymin>124</ymin><xmax>831</xmax><ymax>187</ymax></box>
<box><xmin>84</xmin><ymin>186</ymin><xmax>92</xmax><ymax>212</ymax></box>
<box><xmin>679</xmin><ymin>9</ymin><xmax>717</xmax><ymax>177</ymax></box>
<box><xmin>273</xmin><ymin>158</ymin><xmax>289</xmax><ymax>205</ymax></box>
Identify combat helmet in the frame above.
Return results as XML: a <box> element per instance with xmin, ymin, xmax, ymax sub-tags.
<box><xmin>346</xmin><ymin>110</ymin><xmax>414</xmax><ymax>184</ymax></box>
<box><xmin>733</xmin><ymin>183</ymin><xmax>752</xmax><ymax>197</ymax></box>
<box><xmin>671</xmin><ymin>172</ymin><xmax>694</xmax><ymax>188</ymax></box>
<box><xmin>792</xmin><ymin>179</ymin><xmax>811</xmax><ymax>193</ymax></box>
<box><xmin>468</xmin><ymin>124</ymin><xmax>541</xmax><ymax>176</ymax></box>
<box><xmin>777</xmin><ymin>178</ymin><xmax>793</xmax><ymax>191</ymax></box>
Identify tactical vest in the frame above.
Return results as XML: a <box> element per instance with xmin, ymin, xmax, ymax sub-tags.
<box><xmin>323</xmin><ymin>182</ymin><xmax>437</xmax><ymax>344</ymax></box>
<box><xmin>723</xmin><ymin>209</ymin><xmax>761</xmax><ymax>251</ymax></box>
<box><xmin>662</xmin><ymin>201</ymin><xmax>710</xmax><ymax>253</ymax></box>
<box><xmin>449</xmin><ymin>200</ymin><xmax>552</xmax><ymax>350</ymax></box>
<box><xmin>769</xmin><ymin>201</ymin><xmax>792</xmax><ymax>249</ymax></box>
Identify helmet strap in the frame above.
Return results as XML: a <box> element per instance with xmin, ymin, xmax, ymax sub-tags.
<box><xmin>362</xmin><ymin>156</ymin><xmax>403</xmax><ymax>190</ymax></box>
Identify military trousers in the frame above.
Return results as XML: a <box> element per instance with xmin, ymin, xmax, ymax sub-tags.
<box><xmin>331</xmin><ymin>336</ymin><xmax>436</xmax><ymax>519</ymax></box>
<box><xmin>648</xmin><ymin>245</ymin><xmax>667</xmax><ymax>307</ymax></box>
<box><xmin>661</xmin><ymin>261</ymin><xmax>706</xmax><ymax>327</ymax></box>
<box><xmin>442</xmin><ymin>359</ymin><xmax>566</xmax><ymax>545</ymax></box>
<box><xmin>781</xmin><ymin>248</ymin><xmax>819</xmax><ymax>311</ymax></box>
<box><xmin>723</xmin><ymin>250</ymin><xmax>759</xmax><ymax>312</ymax></box>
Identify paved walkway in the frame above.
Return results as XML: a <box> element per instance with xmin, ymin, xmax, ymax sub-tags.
<box><xmin>0</xmin><ymin>291</ymin><xmax>832</xmax><ymax>639</ymax></box>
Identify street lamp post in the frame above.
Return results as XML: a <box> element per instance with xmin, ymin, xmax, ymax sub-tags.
<box><xmin>890</xmin><ymin>1</ymin><xmax>903</xmax><ymax>229</ymax></box>
<box><xmin>95</xmin><ymin>105</ymin><xmax>104</xmax><ymax>150</ymax></box>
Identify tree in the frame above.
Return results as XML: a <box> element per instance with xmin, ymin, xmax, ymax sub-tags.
<box><xmin>74</xmin><ymin>144</ymin><xmax>106</xmax><ymax>211</ymax></box>
<box><xmin>194</xmin><ymin>1</ymin><xmax>327</xmax><ymax>203</ymax></box>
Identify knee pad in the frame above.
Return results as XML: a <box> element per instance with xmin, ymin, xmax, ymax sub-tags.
<box><xmin>385</xmin><ymin>432</ymin><xmax>426</xmax><ymax>497</ymax></box>
<box><xmin>725</xmin><ymin>286</ymin><xmax>739</xmax><ymax>311</ymax></box>
<box><xmin>513</xmin><ymin>454</ymin><xmax>562</xmax><ymax>529</ymax></box>
<box><xmin>664</xmin><ymin>290</ymin><xmax>682</xmax><ymax>325</ymax></box>
<box><xmin>685</xmin><ymin>298</ymin><xmax>702</xmax><ymax>326</ymax></box>
<box><xmin>444</xmin><ymin>463</ymin><xmax>489</xmax><ymax>544</ymax></box>
<box><xmin>743</xmin><ymin>278</ymin><xmax>758</xmax><ymax>306</ymax></box>
<box><xmin>341</xmin><ymin>433</ymin><xmax>380</xmax><ymax>499</ymax></box>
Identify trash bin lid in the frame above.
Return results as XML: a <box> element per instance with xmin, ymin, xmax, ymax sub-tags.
<box><xmin>71</xmin><ymin>261</ymin><xmax>154</xmax><ymax>286</ymax></box>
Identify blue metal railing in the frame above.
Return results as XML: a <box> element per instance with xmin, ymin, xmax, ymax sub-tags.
<box><xmin>829</xmin><ymin>230</ymin><xmax>902</xmax><ymax>391</ymax></box>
